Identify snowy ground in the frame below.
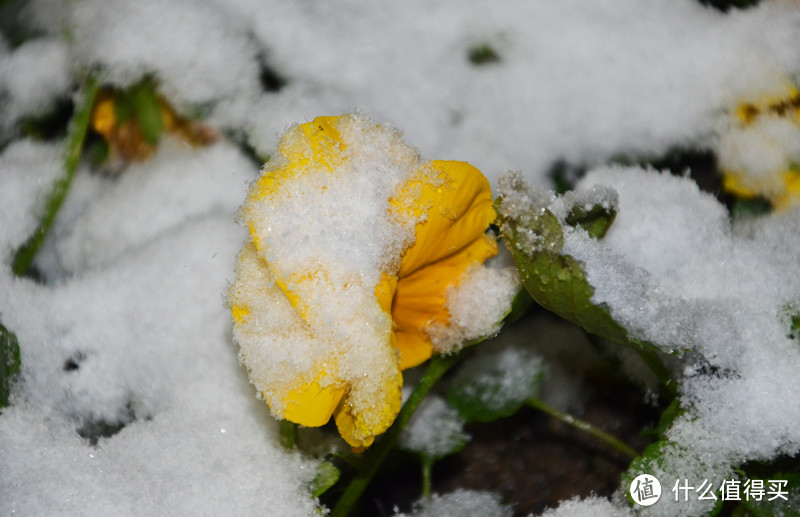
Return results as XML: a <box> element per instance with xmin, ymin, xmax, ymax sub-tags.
<box><xmin>2</xmin><ymin>0</ymin><xmax>800</xmax><ymax>515</ymax></box>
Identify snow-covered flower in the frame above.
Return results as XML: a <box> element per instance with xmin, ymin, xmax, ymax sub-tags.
<box><xmin>228</xmin><ymin>114</ymin><xmax>497</xmax><ymax>448</ymax></box>
<box><xmin>717</xmin><ymin>78</ymin><xmax>800</xmax><ymax>209</ymax></box>
<box><xmin>90</xmin><ymin>81</ymin><xmax>215</xmax><ymax>168</ymax></box>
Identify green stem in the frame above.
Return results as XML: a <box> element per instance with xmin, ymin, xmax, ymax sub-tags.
<box><xmin>529</xmin><ymin>398</ymin><xmax>639</xmax><ymax>459</ymax></box>
<box><xmin>331</xmin><ymin>352</ymin><xmax>463</xmax><ymax>517</ymax></box>
<box><xmin>280</xmin><ymin>420</ymin><xmax>298</xmax><ymax>450</ymax></box>
<box><xmin>421</xmin><ymin>456</ymin><xmax>433</xmax><ymax>499</ymax></box>
<box><xmin>12</xmin><ymin>74</ymin><xmax>100</xmax><ymax>276</ymax></box>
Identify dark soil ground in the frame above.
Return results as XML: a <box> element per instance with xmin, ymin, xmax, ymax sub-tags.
<box><xmin>360</xmin><ymin>374</ymin><xmax>659</xmax><ymax>516</ymax></box>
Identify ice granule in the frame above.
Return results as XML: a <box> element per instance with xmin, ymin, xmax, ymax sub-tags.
<box><xmin>396</xmin><ymin>489</ymin><xmax>512</xmax><ymax>517</ymax></box>
<box><xmin>400</xmin><ymin>395</ymin><xmax>469</xmax><ymax>460</ymax></box>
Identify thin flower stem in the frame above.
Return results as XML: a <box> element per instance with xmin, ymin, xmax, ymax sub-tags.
<box><xmin>12</xmin><ymin>74</ymin><xmax>99</xmax><ymax>276</ymax></box>
<box><xmin>421</xmin><ymin>456</ymin><xmax>433</xmax><ymax>499</ymax></box>
<box><xmin>528</xmin><ymin>398</ymin><xmax>639</xmax><ymax>459</ymax></box>
<box><xmin>279</xmin><ymin>420</ymin><xmax>298</xmax><ymax>449</ymax></box>
<box><xmin>331</xmin><ymin>352</ymin><xmax>464</xmax><ymax>517</ymax></box>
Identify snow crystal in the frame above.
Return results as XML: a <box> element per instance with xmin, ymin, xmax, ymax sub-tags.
<box><xmin>396</xmin><ymin>489</ymin><xmax>512</xmax><ymax>517</ymax></box>
<box><xmin>400</xmin><ymin>395</ymin><xmax>468</xmax><ymax>460</ymax></box>
<box><xmin>428</xmin><ymin>262</ymin><xmax>519</xmax><ymax>354</ymax></box>
<box><xmin>537</xmin><ymin>496</ymin><xmax>632</xmax><ymax>517</ymax></box>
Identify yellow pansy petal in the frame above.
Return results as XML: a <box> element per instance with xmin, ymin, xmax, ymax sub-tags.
<box><xmin>333</xmin><ymin>371</ymin><xmax>403</xmax><ymax>449</ymax></box>
<box><xmin>281</xmin><ymin>380</ymin><xmax>346</xmax><ymax>428</ymax></box>
<box><xmin>722</xmin><ymin>172</ymin><xmax>757</xmax><ymax>199</ymax></box>
<box><xmin>392</xmin><ymin>233</ymin><xmax>498</xmax><ymax>369</ymax></box>
<box><xmin>394</xmin><ymin>329</ymin><xmax>433</xmax><ymax>371</ymax></box>
<box><xmin>375</xmin><ymin>273</ymin><xmax>397</xmax><ymax>315</ymax></box>
<box><xmin>91</xmin><ymin>91</ymin><xmax>117</xmax><ymax>138</ymax></box>
<box><xmin>230</xmin><ymin>304</ymin><xmax>249</xmax><ymax>324</ymax></box>
<box><xmin>396</xmin><ymin>160</ymin><xmax>496</xmax><ymax>278</ymax></box>
<box><xmin>251</xmin><ymin>116</ymin><xmax>345</xmax><ymax>202</ymax></box>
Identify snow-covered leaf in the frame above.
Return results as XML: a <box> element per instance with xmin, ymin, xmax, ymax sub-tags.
<box><xmin>447</xmin><ymin>345</ymin><xmax>544</xmax><ymax>423</ymax></box>
<box><xmin>496</xmin><ymin>189</ymin><xmax>640</xmax><ymax>350</ymax></box>
<box><xmin>400</xmin><ymin>396</ymin><xmax>469</xmax><ymax>461</ymax></box>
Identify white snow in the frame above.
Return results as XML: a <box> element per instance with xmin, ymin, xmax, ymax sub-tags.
<box><xmin>396</xmin><ymin>489</ymin><xmax>512</xmax><ymax>517</ymax></box>
<box><xmin>0</xmin><ymin>38</ymin><xmax>71</xmax><ymax>142</ymax></box>
<box><xmin>537</xmin><ymin>496</ymin><xmax>632</xmax><ymax>517</ymax></box>
<box><xmin>400</xmin><ymin>395</ymin><xmax>469</xmax><ymax>460</ymax></box>
<box><xmin>0</xmin><ymin>141</ymin><xmax>319</xmax><ymax>516</ymax></box>
<box><xmin>428</xmin><ymin>262</ymin><xmax>519</xmax><ymax>353</ymax></box>
<box><xmin>561</xmin><ymin>167</ymin><xmax>800</xmax><ymax>516</ymax></box>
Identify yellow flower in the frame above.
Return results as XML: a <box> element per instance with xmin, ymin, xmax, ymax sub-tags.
<box><xmin>228</xmin><ymin>114</ymin><xmax>496</xmax><ymax>448</ymax></box>
<box><xmin>718</xmin><ymin>79</ymin><xmax>800</xmax><ymax>209</ymax></box>
<box><xmin>90</xmin><ymin>82</ymin><xmax>216</xmax><ymax>167</ymax></box>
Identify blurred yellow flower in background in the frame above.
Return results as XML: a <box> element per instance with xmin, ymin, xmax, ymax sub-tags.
<box><xmin>717</xmin><ymin>79</ymin><xmax>800</xmax><ymax>210</ymax></box>
<box><xmin>90</xmin><ymin>80</ymin><xmax>216</xmax><ymax>167</ymax></box>
<box><xmin>228</xmin><ymin>115</ymin><xmax>496</xmax><ymax>448</ymax></box>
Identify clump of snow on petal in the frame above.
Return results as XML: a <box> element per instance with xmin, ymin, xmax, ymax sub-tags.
<box><xmin>231</xmin><ymin>114</ymin><xmax>431</xmax><ymax>421</ymax></box>
<box><xmin>428</xmin><ymin>262</ymin><xmax>519</xmax><ymax>354</ymax></box>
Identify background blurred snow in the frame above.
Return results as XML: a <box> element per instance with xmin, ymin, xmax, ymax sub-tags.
<box><xmin>1</xmin><ymin>0</ymin><xmax>800</xmax><ymax>515</ymax></box>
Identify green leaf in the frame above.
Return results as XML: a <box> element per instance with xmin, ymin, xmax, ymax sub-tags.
<box><xmin>654</xmin><ymin>399</ymin><xmax>684</xmax><ymax>438</ymax></box>
<box><xmin>0</xmin><ymin>322</ymin><xmax>21</xmax><ymax>410</ymax></box>
<box><xmin>622</xmin><ymin>440</ymin><xmax>674</xmax><ymax>506</ymax></box>
<box><xmin>467</xmin><ymin>44</ymin><xmax>500</xmax><ymax>65</ymax></box>
<box><xmin>447</xmin><ymin>344</ymin><xmax>544</xmax><ymax>423</ymax></box>
<box><xmin>788</xmin><ymin>310</ymin><xmax>800</xmax><ymax>341</ymax></box>
<box><xmin>129</xmin><ymin>81</ymin><xmax>164</xmax><ymax>144</ymax></box>
<box><xmin>730</xmin><ymin>197</ymin><xmax>772</xmax><ymax>220</ymax></box>
<box><xmin>495</xmin><ymin>187</ymin><xmax>662</xmax><ymax>355</ymax></box>
<box><xmin>500</xmin><ymin>208</ymin><xmax>631</xmax><ymax>346</ymax></box>
<box><xmin>503</xmin><ymin>287</ymin><xmax>533</xmax><ymax>326</ymax></box>
<box><xmin>310</xmin><ymin>461</ymin><xmax>341</xmax><ymax>498</ymax></box>
<box><xmin>565</xmin><ymin>200</ymin><xmax>617</xmax><ymax>239</ymax></box>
